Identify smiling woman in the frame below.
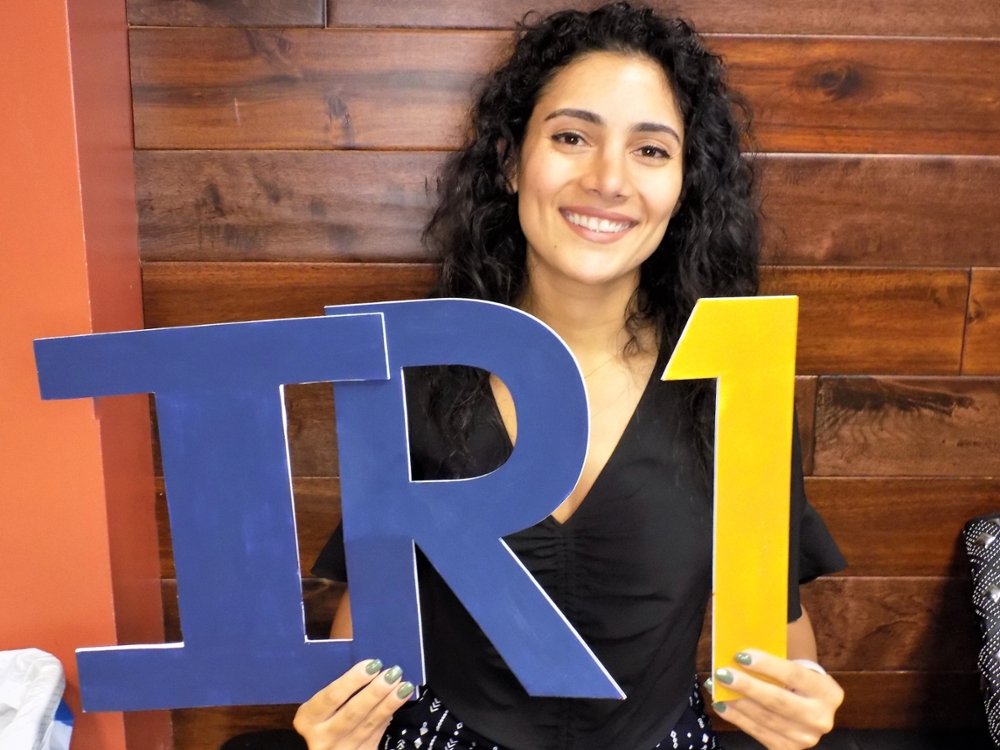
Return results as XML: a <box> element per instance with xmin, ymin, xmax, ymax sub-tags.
<box><xmin>294</xmin><ymin>4</ymin><xmax>846</xmax><ymax>750</ymax></box>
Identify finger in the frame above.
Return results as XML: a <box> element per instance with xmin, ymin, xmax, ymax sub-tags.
<box><xmin>714</xmin><ymin>666</ymin><xmax>805</xmax><ymax>719</ymax></box>
<box><xmin>714</xmin><ymin>700</ymin><xmax>802</xmax><ymax>750</ymax></box>
<box><xmin>340</xmin><ymin>675</ymin><xmax>414</xmax><ymax>747</ymax></box>
<box><xmin>734</xmin><ymin>650</ymin><xmax>828</xmax><ymax>697</ymax></box>
<box><xmin>297</xmin><ymin>659</ymin><xmax>384</xmax><ymax>724</ymax></box>
<box><xmin>328</xmin><ymin>666</ymin><xmax>407</xmax><ymax>737</ymax></box>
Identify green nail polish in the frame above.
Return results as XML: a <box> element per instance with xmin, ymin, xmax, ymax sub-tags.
<box><xmin>397</xmin><ymin>681</ymin><xmax>415</xmax><ymax>699</ymax></box>
<box><xmin>365</xmin><ymin>659</ymin><xmax>383</xmax><ymax>675</ymax></box>
<box><xmin>703</xmin><ymin>677</ymin><xmax>714</xmax><ymax>691</ymax></box>
<box><xmin>712</xmin><ymin>701</ymin><xmax>727</xmax><ymax>714</ymax></box>
<box><xmin>735</xmin><ymin>652</ymin><xmax>752</xmax><ymax>666</ymax></box>
<box><xmin>383</xmin><ymin>665</ymin><xmax>403</xmax><ymax>684</ymax></box>
<box><xmin>715</xmin><ymin>668</ymin><xmax>735</xmax><ymax>685</ymax></box>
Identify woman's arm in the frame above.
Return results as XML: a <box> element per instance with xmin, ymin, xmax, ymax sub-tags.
<box><xmin>787</xmin><ymin>605</ymin><xmax>817</xmax><ymax>662</ymax></box>
<box><xmin>330</xmin><ymin>588</ymin><xmax>353</xmax><ymax>639</ymax></box>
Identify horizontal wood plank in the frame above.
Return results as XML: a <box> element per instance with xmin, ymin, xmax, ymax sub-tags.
<box><xmin>328</xmin><ymin>0</ymin><xmax>1000</xmax><ymax>36</ymax></box>
<box><xmin>129</xmin><ymin>28</ymin><xmax>499</xmax><ymax>150</ymax></box>
<box><xmin>142</xmin><ymin>262</ymin><xmax>437</xmax><ymax>326</ymax></box>
<box><xmin>154</xmin><ymin>474</ymin><xmax>1000</xmax><ymax>581</ymax></box>
<box><xmin>143</xmin><ymin>263</ymin><xmax>971</xmax><ymax>375</ymax></box>
<box><xmin>130</xmin><ymin>29</ymin><xmax>1000</xmax><ymax>154</ymax></box>
<box><xmin>761</xmin><ymin>268</ymin><xmax>969</xmax><ymax>375</ymax></box>
<box><xmin>164</xmin><ymin>575</ymin><xmax>981</xmax><ymax>676</ymax></box>
<box><xmin>172</xmin><ymin>704</ymin><xmax>300</xmax><ymax>750</ymax></box>
<box><xmin>697</xmin><ymin>577</ymin><xmax>980</xmax><ymax>673</ymax></box>
<box><xmin>806</xmin><ymin>477</ymin><xmax>1000</xmax><ymax>577</ymax></box>
<box><xmin>814</xmin><ymin>376</ymin><xmax>1000</xmax><ymax>476</ymax></box>
<box><xmin>136</xmin><ymin>151</ymin><xmax>1000</xmax><ymax>266</ymax></box>
<box><xmin>128</xmin><ymin>0</ymin><xmax>324</xmax><ymax>27</ymax></box>
<box><xmin>761</xmin><ymin>155</ymin><xmax>1000</xmax><ymax>267</ymax></box>
<box><xmin>135</xmin><ymin>150</ymin><xmax>443</xmax><ymax>262</ymax></box>
<box><xmin>795</xmin><ymin>376</ymin><xmax>817</xmax><ymax>476</ymax></box>
<box><xmin>964</xmin><ymin>269</ymin><xmax>1000</xmax><ymax>376</ymax></box>
<box><xmin>834</xmin><ymin>671</ymin><xmax>985</xmax><ymax>728</ymax></box>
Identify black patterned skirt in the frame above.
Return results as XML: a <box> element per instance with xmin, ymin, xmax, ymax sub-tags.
<box><xmin>381</xmin><ymin>679</ymin><xmax>720</xmax><ymax>750</ymax></box>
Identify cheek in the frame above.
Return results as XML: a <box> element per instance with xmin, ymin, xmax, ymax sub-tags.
<box><xmin>644</xmin><ymin>175</ymin><xmax>684</xmax><ymax>226</ymax></box>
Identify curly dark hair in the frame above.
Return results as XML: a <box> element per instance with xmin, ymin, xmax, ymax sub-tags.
<box><xmin>422</xmin><ymin>1</ymin><xmax>760</xmax><ymax>474</ymax></box>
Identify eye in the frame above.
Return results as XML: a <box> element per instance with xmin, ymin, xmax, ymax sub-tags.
<box><xmin>636</xmin><ymin>144</ymin><xmax>671</xmax><ymax>160</ymax></box>
<box><xmin>552</xmin><ymin>131</ymin><xmax>586</xmax><ymax>147</ymax></box>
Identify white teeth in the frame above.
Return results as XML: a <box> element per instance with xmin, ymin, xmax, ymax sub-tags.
<box><xmin>566</xmin><ymin>212</ymin><xmax>630</xmax><ymax>233</ymax></box>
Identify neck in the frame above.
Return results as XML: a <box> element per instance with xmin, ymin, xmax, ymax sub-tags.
<box><xmin>519</xmin><ymin>264</ymin><xmax>645</xmax><ymax>364</ymax></box>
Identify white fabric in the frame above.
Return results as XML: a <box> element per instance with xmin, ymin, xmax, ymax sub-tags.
<box><xmin>0</xmin><ymin>649</ymin><xmax>69</xmax><ymax>750</ymax></box>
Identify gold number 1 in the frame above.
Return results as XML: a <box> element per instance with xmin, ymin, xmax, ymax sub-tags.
<box><xmin>662</xmin><ymin>296</ymin><xmax>798</xmax><ymax>702</ymax></box>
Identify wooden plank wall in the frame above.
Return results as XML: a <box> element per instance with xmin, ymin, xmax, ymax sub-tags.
<box><xmin>126</xmin><ymin>1</ymin><xmax>1000</xmax><ymax>746</ymax></box>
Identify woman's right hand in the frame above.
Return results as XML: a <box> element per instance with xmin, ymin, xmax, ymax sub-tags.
<box><xmin>293</xmin><ymin>659</ymin><xmax>414</xmax><ymax>750</ymax></box>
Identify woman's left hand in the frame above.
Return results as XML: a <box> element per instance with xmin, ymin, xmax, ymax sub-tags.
<box><xmin>708</xmin><ymin>650</ymin><xmax>843</xmax><ymax>750</ymax></box>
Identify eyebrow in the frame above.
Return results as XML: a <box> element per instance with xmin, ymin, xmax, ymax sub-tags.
<box><xmin>544</xmin><ymin>107</ymin><xmax>681</xmax><ymax>142</ymax></box>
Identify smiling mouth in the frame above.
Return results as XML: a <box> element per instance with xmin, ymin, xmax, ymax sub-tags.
<box><xmin>562</xmin><ymin>210</ymin><xmax>636</xmax><ymax>234</ymax></box>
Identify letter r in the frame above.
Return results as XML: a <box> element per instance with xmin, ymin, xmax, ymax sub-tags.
<box><xmin>330</xmin><ymin>299</ymin><xmax>623</xmax><ymax>699</ymax></box>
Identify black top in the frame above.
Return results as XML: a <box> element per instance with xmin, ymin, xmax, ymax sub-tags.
<box><xmin>314</xmin><ymin>355</ymin><xmax>847</xmax><ymax>750</ymax></box>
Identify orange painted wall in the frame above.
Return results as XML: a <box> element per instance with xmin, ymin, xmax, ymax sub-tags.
<box><xmin>0</xmin><ymin>1</ymin><xmax>169</xmax><ymax>748</ymax></box>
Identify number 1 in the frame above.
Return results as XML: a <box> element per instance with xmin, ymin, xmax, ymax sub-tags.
<box><xmin>663</xmin><ymin>296</ymin><xmax>798</xmax><ymax>702</ymax></box>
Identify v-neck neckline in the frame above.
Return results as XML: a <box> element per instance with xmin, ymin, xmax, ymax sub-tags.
<box><xmin>490</xmin><ymin>344</ymin><xmax>667</xmax><ymax>530</ymax></box>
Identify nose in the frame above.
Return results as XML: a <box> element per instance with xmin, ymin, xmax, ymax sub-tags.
<box><xmin>581</xmin><ymin>145</ymin><xmax>631</xmax><ymax>201</ymax></box>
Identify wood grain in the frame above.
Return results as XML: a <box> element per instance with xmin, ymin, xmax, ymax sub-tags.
<box><xmin>327</xmin><ymin>0</ymin><xmax>1000</xmax><ymax>36</ymax></box>
<box><xmin>142</xmin><ymin>263</ymin><xmax>970</xmax><ymax>374</ymax></box>
<box><xmin>697</xmin><ymin>577</ymin><xmax>979</xmax><ymax>673</ymax></box>
<box><xmin>813</xmin><ymin>377</ymin><xmax>1000</xmax><ymax>477</ymax></box>
<box><xmin>135</xmin><ymin>150</ymin><xmax>443</xmax><ymax>262</ymax></box>
<box><xmin>834</xmin><ymin>671</ymin><xmax>985</xmax><ymax>728</ymax></box>
<box><xmin>142</xmin><ymin>262</ymin><xmax>437</xmax><ymax>326</ymax></box>
<box><xmin>129</xmin><ymin>29</ymin><xmax>1000</xmax><ymax>154</ymax></box>
<box><xmin>761</xmin><ymin>268</ymin><xmax>970</xmax><ymax>376</ymax></box>
<box><xmin>135</xmin><ymin>152</ymin><xmax>1000</xmax><ymax>266</ymax></box>
<box><xmin>795</xmin><ymin>376</ymin><xmax>817</xmax><ymax>476</ymax></box>
<box><xmin>172</xmin><ymin>703</ymin><xmax>300</xmax><ymax>750</ymax></box>
<box><xmin>806</xmin><ymin>477</ymin><xmax>1000</xmax><ymax>577</ymax></box>
<box><xmin>129</xmin><ymin>28</ymin><xmax>504</xmax><ymax>150</ymax></box>
<box><xmin>128</xmin><ymin>0</ymin><xmax>324</xmax><ymax>27</ymax></box>
<box><xmin>155</xmin><ymin>476</ymin><xmax>340</xmax><ymax>579</ymax></box>
<box><xmin>760</xmin><ymin>155</ymin><xmax>1000</xmax><ymax>267</ymax></box>
<box><xmin>154</xmin><ymin>473</ymin><xmax>1000</xmax><ymax>581</ymax></box>
<box><xmin>285</xmin><ymin>384</ymin><xmax>338</xmax><ymax>479</ymax></box>
<box><xmin>964</xmin><ymin>269</ymin><xmax>1000</xmax><ymax>376</ymax></box>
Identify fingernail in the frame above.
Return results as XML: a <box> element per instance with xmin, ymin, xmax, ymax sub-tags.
<box><xmin>397</xmin><ymin>681</ymin><xmax>415</xmax><ymax>699</ymax></box>
<box><xmin>703</xmin><ymin>677</ymin><xmax>714</xmax><ymax>691</ymax></box>
<box><xmin>735</xmin><ymin>652</ymin><xmax>752</xmax><ymax>666</ymax></box>
<box><xmin>715</xmin><ymin>668</ymin><xmax>735</xmax><ymax>685</ymax></box>
<box><xmin>383</xmin><ymin>665</ymin><xmax>403</xmax><ymax>684</ymax></box>
<box><xmin>712</xmin><ymin>701</ymin><xmax>727</xmax><ymax>714</ymax></box>
<box><xmin>365</xmin><ymin>659</ymin><xmax>383</xmax><ymax>675</ymax></box>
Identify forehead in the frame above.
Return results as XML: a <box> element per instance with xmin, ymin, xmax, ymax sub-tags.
<box><xmin>534</xmin><ymin>51</ymin><xmax>682</xmax><ymax>125</ymax></box>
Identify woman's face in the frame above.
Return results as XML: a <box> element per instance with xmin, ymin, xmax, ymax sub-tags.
<box><xmin>513</xmin><ymin>51</ymin><xmax>685</xmax><ymax>293</ymax></box>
